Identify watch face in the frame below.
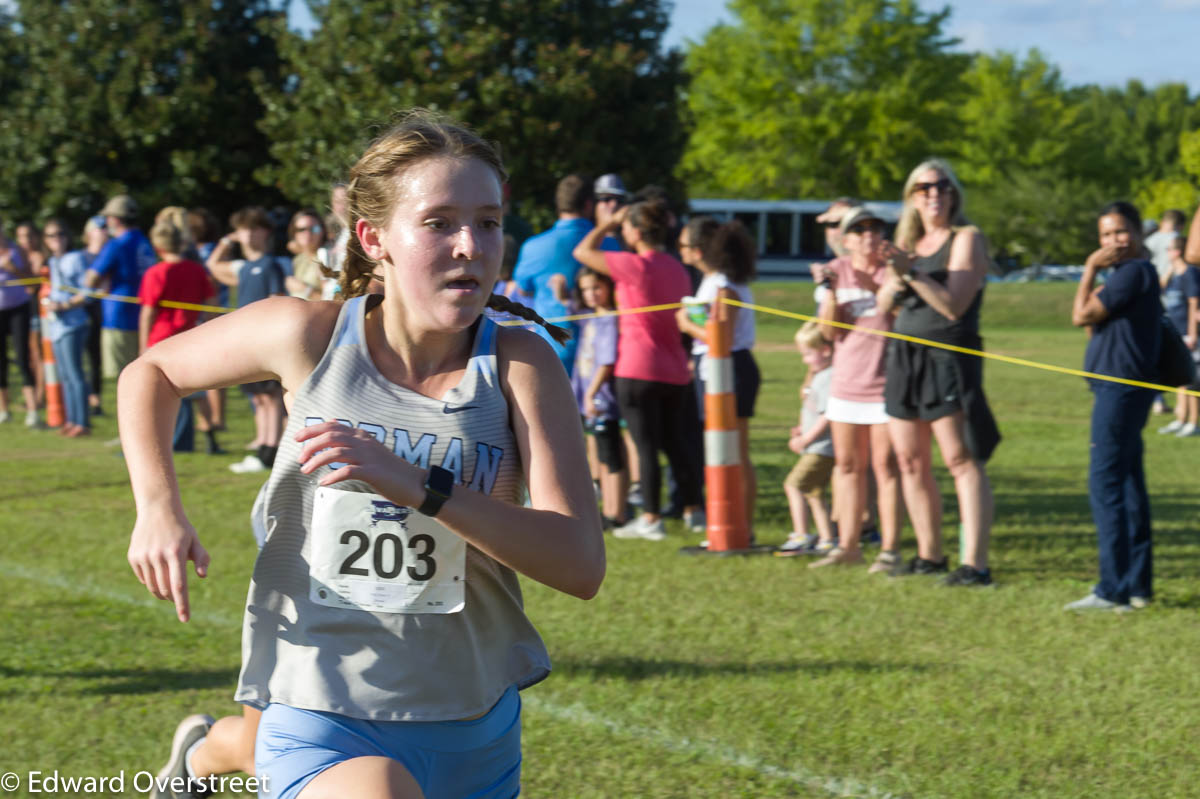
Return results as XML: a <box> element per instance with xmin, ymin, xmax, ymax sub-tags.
<box><xmin>427</xmin><ymin>465</ymin><xmax>455</xmax><ymax>496</ymax></box>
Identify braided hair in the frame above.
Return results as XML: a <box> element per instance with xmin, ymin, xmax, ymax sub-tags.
<box><xmin>331</xmin><ymin>109</ymin><xmax>570</xmax><ymax>345</ymax></box>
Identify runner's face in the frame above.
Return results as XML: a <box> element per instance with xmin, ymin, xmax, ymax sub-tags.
<box><xmin>373</xmin><ymin>157</ymin><xmax>503</xmax><ymax>329</ymax></box>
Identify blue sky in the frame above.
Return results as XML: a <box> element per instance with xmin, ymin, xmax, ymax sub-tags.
<box><xmin>289</xmin><ymin>0</ymin><xmax>1198</xmax><ymax>92</ymax></box>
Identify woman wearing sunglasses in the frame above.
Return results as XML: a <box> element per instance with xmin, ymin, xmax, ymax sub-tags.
<box><xmin>877</xmin><ymin>159</ymin><xmax>1000</xmax><ymax>586</ymax></box>
<box><xmin>286</xmin><ymin>208</ymin><xmax>329</xmax><ymax>300</ymax></box>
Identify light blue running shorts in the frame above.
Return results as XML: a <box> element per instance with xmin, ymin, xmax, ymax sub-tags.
<box><xmin>254</xmin><ymin>684</ymin><xmax>521</xmax><ymax>799</ymax></box>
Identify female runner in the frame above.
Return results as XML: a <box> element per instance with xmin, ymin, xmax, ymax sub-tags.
<box><xmin>121</xmin><ymin>111</ymin><xmax>605</xmax><ymax>799</ymax></box>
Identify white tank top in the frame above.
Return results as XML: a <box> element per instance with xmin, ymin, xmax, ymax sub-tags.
<box><xmin>235</xmin><ymin>295</ymin><xmax>550</xmax><ymax>721</ymax></box>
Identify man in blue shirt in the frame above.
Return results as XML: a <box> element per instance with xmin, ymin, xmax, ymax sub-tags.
<box><xmin>84</xmin><ymin>195</ymin><xmax>157</xmax><ymax>378</ymax></box>
<box><xmin>513</xmin><ymin>175</ymin><xmax>621</xmax><ymax>374</ymax></box>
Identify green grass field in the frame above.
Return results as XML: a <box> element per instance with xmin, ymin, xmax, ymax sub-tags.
<box><xmin>2</xmin><ymin>282</ymin><xmax>1198</xmax><ymax>798</ymax></box>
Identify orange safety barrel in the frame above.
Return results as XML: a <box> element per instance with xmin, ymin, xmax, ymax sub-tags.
<box><xmin>702</xmin><ymin>301</ymin><xmax>749</xmax><ymax>551</ymax></box>
<box><xmin>38</xmin><ymin>282</ymin><xmax>65</xmax><ymax>428</ymax></box>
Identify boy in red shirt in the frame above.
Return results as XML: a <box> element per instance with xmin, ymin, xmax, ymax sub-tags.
<box><xmin>138</xmin><ymin>221</ymin><xmax>222</xmax><ymax>453</ymax></box>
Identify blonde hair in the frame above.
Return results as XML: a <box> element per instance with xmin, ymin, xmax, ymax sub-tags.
<box><xmin>150</xmin><ymin>221</ymin><xmax>184</xmax><ymax>256</ymax></box>
<box><xmin>154</xmin><ymin>206</ymin><xmax>196</xmax><ymax>248</ymax></box>
<box><xmin>894</xmin><ymin>158</ymin><xmax>969</xmax><ymax>251</ymax></box>
<box><xmin>795</xmin><ymin>320</ymin><xmax>829</xmax><ymax>352</ymax></box>
<box><xmin>336</xmin><ymin>109</ymin><xmax>569</xmax><ymax>344</ymax></box>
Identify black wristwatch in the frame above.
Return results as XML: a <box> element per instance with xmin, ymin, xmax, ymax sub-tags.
<box><xmin>417</xmin><ymin>465</ymin><xmax>454</xmax><ymax>517</ymax></box>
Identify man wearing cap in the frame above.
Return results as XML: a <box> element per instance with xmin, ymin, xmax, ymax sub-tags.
<box><xmin>513</xmin><ymin>174</ymin><xmax>621</xmax><ymax>373</ymax></box>
<box><xmin>83</xmin><ymin>195</ymin><xmax>157</xmax><ymax>379</ymax></box>
<box><xmin>811</xmin><ymin>196</ymin><xmax>859</xmax><ymax>302</ymax></box>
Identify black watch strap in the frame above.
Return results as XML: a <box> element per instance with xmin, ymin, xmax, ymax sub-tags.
<box><xmin>417</xmin><ymin>465</ymin><xmax>454</xmax><ymax>517</ymax></box>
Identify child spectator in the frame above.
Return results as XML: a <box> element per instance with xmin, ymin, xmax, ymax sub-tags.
<box><xmin>139</xmin><ymin>220</ymin><xmax>221</xmax><ymax>454</ymax></box>
<box><xmin>776</xmin><ymin>322</ymin><xmax>836</xmax><ymax>557</ymax></box>
<box><xmin>206</xmin><ymin>206</ymin><xmax>289</xmax><ymax>472</ymax></box>
<box><xmin>551</xmin><ymin>267</ymin><xmax>629</xmax><ymax>528</ymax></box>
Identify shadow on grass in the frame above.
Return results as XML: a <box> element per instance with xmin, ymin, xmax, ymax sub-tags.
<box><xmin>0</xmin><ymin>663</ymin><xmax>238</xmax><ymax>696</ymax></box>
<box><xmin>553</xmin><ymin>656</ymin><xmax>947</xmax><ymax>681</ymax></box>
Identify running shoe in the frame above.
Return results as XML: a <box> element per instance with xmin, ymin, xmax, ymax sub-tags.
<box><xmin>25</xmin><ymin>410</ymin><xmax>41</xmax><ymax>428</ymax></box>
<box><xmin>1157</xmin><ymin>419</ymin><xmax>1184</xmax><ymax>434</ymax></box>
<box><xmin>1176</xmin><ymin>422</ymin><xmax>1198</xmax><ymax>437</ymax></box>
<box><xmin>626</xmin><ymin>482</ymin><xmax>643</xmax><ymax>507</ymax></box>
<box><xmin>889</xmin><ymin>555</ymin><xmax>949</xmax><ymax>577</ymax></box>
<box><xmin>940</xmin><ymin>564</ymin><xmax>993</xmax><ymax>587</ymax></box>
<box><xmin>1129</xmin><ymin>596</ymin><xmax>1151</xmax><ymax>610</ymax></box>
<box><xmin>152</xmin><ymin>714</ymin><xmax>215</xmax><ymax>799</ymax></box>
<box><xmin>1063</xmin><ymin>593</ymin><xmax>1130</xmax><ymax>613</ymax></box>
<box><xmin>613</xmin><ymin>516</ymin><xmax>666</xmax><ymax>541</ymax></box>
<box><xmin>0</xmin><ymin>410</ymin><xmax>10</xmax><ymax>423</ymax></box>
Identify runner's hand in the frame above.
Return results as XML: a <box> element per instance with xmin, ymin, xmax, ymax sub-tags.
<box><xmin>127</xmin><ymin>508</ymin><xmax>209</xmax><ymax>623</ymax></box>
<box><xmin>296</xmin><ymin>420</ymin><xmax>423</xmax><ymax>505</ymax></box>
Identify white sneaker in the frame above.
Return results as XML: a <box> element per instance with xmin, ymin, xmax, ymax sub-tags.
<box><xmin>25</xmin><ymin>410</ymin><xmax>40</xmax><ymax>428</ymax></box>
<box><xmin>0</xmin><ymin>410</ymin><xmax>10</xmax><ymax>423</ymax></box>
<box><xmin>1063</xmin><ymin>593</ymin><xmax>1130</xmax><ymax>613</ymax></box>
<box><xmin>613</xmin><ymin>516</ymin><xmax>666</xmax><ymax>541</ymax></box>
<box><xmin>683</xmin><ymin>509</ymin><xmax>706</xmax><ymax>533</ymax></box>
<box><xmin>229</xmin><ymin>455</ymin><xmax>268</xmax><ymax>473</ymax></box>
<box><xmin>778</xmin><ymin>532</ymin><xmax>817</xmax><ymax>552</ymax></box>
<box><xmin>1157</xmin><ymin>419</ymin><xmax>1184</xmax><ymax>434</ymax></box>
<box><xmin>1175</xmin><ymin>422</ymin><xmax>1198</xmax><ymax>437</ymax></box>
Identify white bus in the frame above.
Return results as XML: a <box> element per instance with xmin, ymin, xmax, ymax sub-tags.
<box><xmin>687</xmin><ymin>198</ymin><xmax>903</xmax><ymax>279</ymax></box>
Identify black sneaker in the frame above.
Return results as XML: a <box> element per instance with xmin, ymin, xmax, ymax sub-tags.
<box><xmin>889</xmin><ymin>555</ymin><xmax>949</xmax><ymax>577</ymax></box>
<box><xmin>940</xmin><ymin>564</ymin><xmax>993</xmax><ymax>587</ymax></box>
<box><xmin>152</xmin><ymin>714</ymin><xmax>214</xmax><ymax>799</ymax></box>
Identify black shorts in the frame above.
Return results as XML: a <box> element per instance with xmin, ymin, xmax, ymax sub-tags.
<box><xmin>241</xmin><ymin>379</ymin><xmax>282</xmax><ymax>397</ymax></box>
<box><xmin>731</xmin><ymin>349</ymin><xmax>761</xmax><ymax>418</ymax></box>
<box><xmin>885</xmin><ymin>340</ymin><xmax>968</xmax><ymax>421</ymax></box>
<box><xmin>586</xmin><ymin>417</ymin><xmax>625</xmax><ymax>471</ymax></box>
<box><xmin>695</xmin><ymin>348</ymin><xmax>761</xmax><ymax>420</ymax></box>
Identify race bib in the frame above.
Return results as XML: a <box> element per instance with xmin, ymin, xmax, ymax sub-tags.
<box><xmin>309</xmin><ymin>486</ymin><xmax>466</xmax><ymax>614</ymax></box>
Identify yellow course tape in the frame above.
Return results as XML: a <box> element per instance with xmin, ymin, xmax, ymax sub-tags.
<box><xmin>9</xmin><ymin>273</ymin><xmax>1195</xmax><ymax>398</ymax></box>
<box><xmin>721</xmin><ymin>297</ymin><xmax>1200</xmax><ymax>398</ymax></box>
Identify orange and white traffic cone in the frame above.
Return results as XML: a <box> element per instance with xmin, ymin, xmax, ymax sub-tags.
<box><xmin>701</xmin><ymin>300</ymin><xmax>751</xmax><ymax>552</ymax></box>
<box><xmin>38</xmin><ymin>282</ymin><xmax>65</xmax><ymax>429</ymax></box>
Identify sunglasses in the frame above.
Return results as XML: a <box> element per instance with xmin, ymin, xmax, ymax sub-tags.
<box><xmin>294</xmin><ymin>225</ymin><xmax>321</xmax><ymax>234</ymax></box>
<box><xmin>597</xmin><ymin>196</ymin><xmax>625</xmax><ymax>204</ymax></box>
<box><xmin>823</xmin><ymin>221</ymin><xmax>841</xmax><ymax>229</ymax></box>
<box><xmin>912</xmin><ymin>178</ymin><xmax>953</xmax><ymax>196</ymax></box>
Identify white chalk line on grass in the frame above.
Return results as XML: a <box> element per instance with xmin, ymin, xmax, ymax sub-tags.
<box><xmin>522</xmin><ymin>695</ymin><xmax>907</xmax><ymax>799</ymax></box>
<box><xmin>0</xmin><ymin>561</ymin><xmax>242</xmax><ymax>627</ymax></box>
<box><xmin>2</xmin><ymin>561</ymin><xmax>909</xmax><ymax>799</ymax></box>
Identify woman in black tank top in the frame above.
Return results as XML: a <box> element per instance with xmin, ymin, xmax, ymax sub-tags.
<box><xmin>876</xmin><ymin>159</ymin><xmax>999</xmax><ymax>587</ymax></box>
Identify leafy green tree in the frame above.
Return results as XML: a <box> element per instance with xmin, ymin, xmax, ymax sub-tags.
<box><xmin>680</xmin><ymin>0</ymin><xmax>968</xmax><ymax>200</ymax></box>
<box><xmin>256</xmin><ymin>0</ymin><xmax>688</xmax><ymax>225</ymax></box>
<box><xmin>0</xmin><ymin>0</ymin><xmax>286</xmax><ymax>230</ymax></box>
<box><xmin>1071</xmin><ymin>81</ymin><xmax>1200</xmax><ymax>202</ymax></box>
<box><xmin>953</xmin><ymin>51</ymin><xmax>1098</xmax><ymax>267</ymax></box>
<box><xmin>954</xmin><ymin>51</ymin><xmax>1082</xmax><ymax>186</ymax></box>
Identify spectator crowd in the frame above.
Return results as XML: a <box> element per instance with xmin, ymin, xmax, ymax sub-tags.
<box><xmin>3</xmin><ymin>157</ymin><xmax>1199</xmax><ymax>609</ymax></box>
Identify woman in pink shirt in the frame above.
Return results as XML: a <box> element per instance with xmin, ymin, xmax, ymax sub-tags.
<box><xmin>812</xmin><ymin>207</ymin><xmax>902</xmax><ymax>572</ymax></box>
<box><xmin>574</xmin><ymin>199</ymin><xmax>703</xmax><ymax>541</ymax></box>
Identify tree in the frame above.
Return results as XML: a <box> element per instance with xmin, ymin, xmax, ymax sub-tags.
<box><xmin>680</xmin><ymin>0</ymin><xmax>968</xmax><ymax>200</ymax></box>
<box><xmin>1071</xmin><ymin>81</ymin><xmax>1200</xmax><ymax>202</ymax></box>
<box><xmin>256</xmin><ymin>0</ymin><xmax>689</xmax><ymax>225</ymax></box>
<box><xmin>0</xmin><ymin>0</ymin><xmax>287</xmax><ymax>230</ymax></box>
<box><xmin>953</xmin><ymin>51</ymin><xmax>1096</xmax><ymax>267</ymax></box>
